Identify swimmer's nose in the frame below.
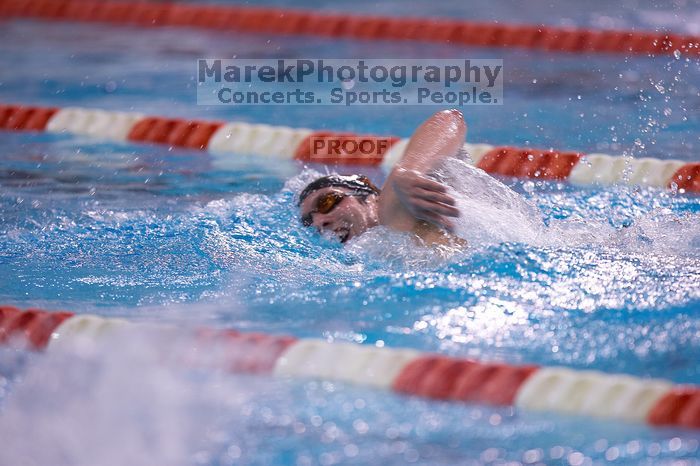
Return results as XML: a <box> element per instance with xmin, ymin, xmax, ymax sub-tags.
<box><xmin>311</xmin><ymin>213</ymin><xmax>333</xmax><ymax>231</ymax></box>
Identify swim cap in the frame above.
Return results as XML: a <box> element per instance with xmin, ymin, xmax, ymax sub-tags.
<box><xmin>298</xmin><ymin>175</ymin><xmax>380</xmax><ymax>206</ymax></box>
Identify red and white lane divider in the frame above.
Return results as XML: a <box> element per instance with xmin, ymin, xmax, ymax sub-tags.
<box><xmin>1</xmin><ymin>306</ymin><xmax>699</xmax><ymax>430</ymax></box>
<box><xmin>1</xmin><ymin>0</ymin><xmax>699</xmax><ymax>57</ymax></box>
<box><xmin>2</xmin><ymin>103</ymin><xmax>699</xmax><ymax>193</ymax></box>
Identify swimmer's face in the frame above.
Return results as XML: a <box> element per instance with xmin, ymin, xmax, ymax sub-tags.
<box><xmin>299</xmin><ymin>188</ymin><xmax>379</xmax><ymax>243</ymax></box>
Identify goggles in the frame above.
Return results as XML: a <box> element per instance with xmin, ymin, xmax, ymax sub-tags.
<box><xmin>301</xmin><ymin>190</ymin><xmax>366</xmax><ymax>227</ymax></box>
<box><xmin>298</xmin><ymin>174</ymin><xmax>379</xmax><ymax>206</ymax></box>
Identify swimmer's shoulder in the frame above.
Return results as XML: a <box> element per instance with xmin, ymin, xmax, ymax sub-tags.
<box><xmin>412</xmin><ymin>221</ymin><xmax>468</xmax><ymax>248</ymax></box>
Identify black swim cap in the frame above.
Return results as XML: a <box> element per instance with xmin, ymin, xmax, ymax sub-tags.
<box><xmin>298</xmin><ymin>175</ymin><xmax>380</xmax><ymax>206</ymax></box>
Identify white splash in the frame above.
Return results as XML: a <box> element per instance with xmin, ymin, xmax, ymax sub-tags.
<box><xmin>434</xmin><ymin>158</ymin><xmax>545</xmax><ymax>245</ymax></box>
<box><xmin>0</xmin><ymin>327</ymin><xmax>264</xmax><ymax>466</ymax></box>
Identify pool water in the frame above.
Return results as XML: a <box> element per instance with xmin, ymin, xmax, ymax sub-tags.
<box><xmin>2</xmin><ymin>14</ymin><xmax>700</xmax><ymax>161</ymax></box>
<box><xmin>1</xmin><ymin>1</ymin><xmax>700</xmax><ymax>465</ymax></box>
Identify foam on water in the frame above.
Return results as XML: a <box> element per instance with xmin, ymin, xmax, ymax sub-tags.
<box><xmin>0</xmin><ymin>326</ymin><xmax>321</xmax><ymax>466</ymax></box>
<box><xmin>0</xmin><ymin>330</ymin><xmax>231</xmax><ymax>466</ymax></box>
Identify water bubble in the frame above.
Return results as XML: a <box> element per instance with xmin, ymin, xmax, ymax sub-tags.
<box><xmin>104</xmin><ymin>80</ymin><xmax>117</xmax><ymax>93</ymax></box>
<box><xmin>605</xmin><ymin>447</ymin><xmax>620</xmax><ymax>461</ymax></box>
<box><xmin>310</xmin><ymin>415</ymin><xmax>323</xmax><ymax>427</ymax></box>
<box><xmin>481</xmin><ymin>448</ymin><xmax>500</xmax><ymax>462</ymax></box>
<box><xmin>550</xmin><ymin>446</ymin><xmax>565</xmax><ymax>459</ymax></box>
<box><xmin>523</xmin><ymin>448</ymin><xmax>543</xmax><ymax>463</ymax></box>
<box><xmin>647</xmin><ymin>443</ymin><xmax>661</xmax><ymax>456</ymax></box>
<box><xmin>567</xmin><ymin>451</ymin><xmax>585</xmax><ymax>466</ymax></box>
<box><xmin>626</xmin><ymin>440</ymin><xmax>641</xmax><ymax>455</ymax></box>
<box><xmin>319</xmin><ymin>452</ymin><xmax>338</xmax><ymax>466</ymax></box>
<box><xmin>669</xmin><ymin>437</ymin><xmax>682</xmax><ymax>451</ymax></box>
<box><xmin>352</xmin><ymin>419</ymin><xmax>369</xmax><ymax>434</ymax></box>
<box><xmin>593</xmin><ymin>439</ymin><xmax>608</xmax><ymax>452</ymax></box>
<box><xmin>343</xmin><ymin>444</ymin><xmax>359</xmax><ymax>458</ymax></box>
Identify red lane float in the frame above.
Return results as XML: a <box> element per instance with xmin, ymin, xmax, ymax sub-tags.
<box><xmin>1</xmin><ymin>307</ymin><xmax>699</xmax><ymax>430</ymax></box>
<box><xmin>0</xmin><ymin>104</ymin><xmax>57</xmax><ymax>131</ymax></box>
<box><xmin>1</xmin><ymin>102</ymin><xmax>699</xmax><ymax>193</ymax></box>
<box><xmin>0</xmin><ymin>306</ymin><xmax>74</xmax><ymax>349</ymax></box>
<box><xmin>648</xmin><ymin>388</ymin><xmax>700</xmax><ymax>429</ymax></box>
<box><xmin>670</xmin><ymin>163</ymin><xmax>700</xmax><ymax>192</ymax></box>
<box><xmin>194</xmin><ymin>328</ymin><xmax>297</xmax><ymax>374</ymax></box>
<box><xmin>476</xmin><ymin>146</ymin><xmax>581</xmax><ymax>180</ymax></box>
<box><xmin>392</xmin><ymin>355</ymin><xmax>538</xmax><ymax>405</ymax></box>
<box><xmin>1</xmin><ymin>0</ymin><xmax>698</xmax><ymax>56</ymax></box>
<box><xmin>127</xmin><ymin>116</ymin><xmax>223</xmax><ymax>150</ymax></box>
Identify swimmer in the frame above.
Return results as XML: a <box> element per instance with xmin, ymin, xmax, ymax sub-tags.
<box><xmin>298</xmin><ymin>109</ymin><xmax>466</xmax><ymax>245</ymax></box>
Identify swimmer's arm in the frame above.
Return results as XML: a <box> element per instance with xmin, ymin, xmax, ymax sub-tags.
<box><xmin>379</xmin><ymin>109</ymin><xmax>466</xmax><ymax>233</ymax></box>
<box><xmin>394</xmin><ymin>109</ymin><xmax>467</xmax><ymax>173</ymax></box>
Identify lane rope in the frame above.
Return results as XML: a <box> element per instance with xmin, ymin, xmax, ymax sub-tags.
<box><xmin>2</xmin><ymin>102</ymin><xmax>698</xmax><ymax>193</ymax></box>
<box><xmin>1</xmin><ymin>306</ymin><xmax>698</xmax><ymax>429</ymax></box>
<box><xmin>1</xmin><ymin>0</ymin><xmax>699</xmax><ymax>57</ymax></box>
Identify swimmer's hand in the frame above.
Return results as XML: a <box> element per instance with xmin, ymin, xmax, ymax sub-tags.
<box><xmin>391</xmin><ymin>167</ymin><xmax>460</xmax><ymax>232</ymax></box>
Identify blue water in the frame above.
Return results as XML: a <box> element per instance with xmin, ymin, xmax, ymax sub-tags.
<box><xmin>1</xmin><ymin>2</ymin><xmax>700</xmax><ymax>465</ymax></box>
